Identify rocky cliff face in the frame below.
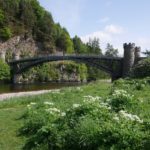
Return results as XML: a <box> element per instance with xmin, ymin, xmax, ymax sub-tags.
<box><xmin>0</xmin><ymin>34</ymin><xmax>41</xmax><ymax>61</ymax></box>
<box><xmin>0</xmin><ymin>35</ymin><xmax>88</xmax><ymax>83</ymax></box>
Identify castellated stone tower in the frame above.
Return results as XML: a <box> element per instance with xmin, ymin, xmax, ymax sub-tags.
<box><xmin>123</xmin><ymin>43</ymin><xmax>135</xmax><ymax>77</ymax></box>
<box><xmin>134</xmin><ymin>46</ymin><xmax>141</xmax><ymax>64</ymax></box>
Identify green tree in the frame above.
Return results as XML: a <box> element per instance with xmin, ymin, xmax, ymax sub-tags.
<box><xmin>86</xmin><ymin>38</ymin><xmax>102</xmax><ymax>55</ymax></box>
<box><xmin>52</xmin><ymin>23</ymin><xmax>63</xmax><ymax>42</ymax></box>
<box><xmin>19</xmin><ymin>0</ymin><xmax>37</xmax><ymax>28</ymax></box>
<box><xmin>143</xmin><ymin>50</ymin><xmax>150</xmax><ymax>57</ymax></box>
<box><xmin>131</xmin><ymin>58</ymin><xmax>150</xmax><ymax>78</ymax></box>
<box><xmin>0</xmin><ymin>59</ymin><xmax>10</xmax><ymax>80</ymax></box>
<box><xmin>0</xmin><ymin>27</ymin><xmax>12</xmax><ymax>40</ymax></box>
<box><xmin>72</xmin><ymin>35</ymin><xmax>87</xmax><ymax>54</ymax></box>
<box><xmin>31</xmin><ymin>0</ymin><xmax>45</xmax><ymax>20</ymax></box>
<box><xmin>0</xmin><ymin>0</ymin><xmax>75</xmax><ymax>53</ymax></box>
<box><xmin>56</xmin><ymin>29</ymin><xmax>74</xmax><ymax>54</ymax></box>
<box><xmin>0</xmin><ymin>9</ymin><xmax>4</xmax><ymax>24</ymax></box>
<box><xmin>105</xmin><ymin>43</ymin><xmax>118</xmax><ymax>57</ymax></box>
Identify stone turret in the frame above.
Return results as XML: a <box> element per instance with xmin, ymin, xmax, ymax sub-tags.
<box><xmin>123</xmin><ymin>43</ymin><xmax>135</xmax><ymax>77</ymax></box>
<box><xmin>0</xmin><ymin>51</ymin><xmax>5</xmax><ymax>62</ymax></box>
<box><xmin>134</xmin><ymin>46</ymin><xmax>141</xmax><ymax>64</ymax></box>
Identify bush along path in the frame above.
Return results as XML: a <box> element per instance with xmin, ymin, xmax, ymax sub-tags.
<box><xmin>18</xmin><ymin>79</ymin><xmax>150</xmax><ymax>150</ymax></box>
<box><xmin>0</xmin><ymin>80</ymin><xmax>149</xmax><ymax>150</ymax></box>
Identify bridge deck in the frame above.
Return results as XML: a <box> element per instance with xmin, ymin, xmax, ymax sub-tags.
<box><xmin>9</xmin><ymin>55</ymin><xmax>123</xmax><ymax>64</ymax></box>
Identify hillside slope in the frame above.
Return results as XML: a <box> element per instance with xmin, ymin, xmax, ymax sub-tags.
<box><xmin>0</xmin><ymin>0</ymin><xmax>74</xmax><ymax>54</ymax></box>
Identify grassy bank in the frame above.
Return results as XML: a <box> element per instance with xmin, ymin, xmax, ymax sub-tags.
<box><xmin>0</xmin><ymin>79</ymin><xmax>149</xmax><ymax>150</ymax></box>
<box><xmin>0</xmin><ymin>81</ymin><xmax>110</xmax><ymax>149</ymax></box>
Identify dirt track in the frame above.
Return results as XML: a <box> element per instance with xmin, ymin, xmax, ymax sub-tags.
<box><xmin>0</xmin><ymin>89</ymin><xmax>60</xmax><ymax>101</ymax></box>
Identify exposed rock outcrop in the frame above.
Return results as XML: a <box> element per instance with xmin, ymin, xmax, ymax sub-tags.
<box><xmin>0</xmin><ymin>34</ymin><xmax>40</xmax><ymax>61</ymax></box>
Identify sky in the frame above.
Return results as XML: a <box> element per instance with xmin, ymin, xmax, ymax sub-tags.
<box><xmin>39</xmin><ymin>0</ymin><xmax>150</xmax><ymax>55</ymax></box>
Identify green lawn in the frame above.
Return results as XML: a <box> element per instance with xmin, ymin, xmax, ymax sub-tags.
<box><xmin>0</xmin><ymin>81</ymin><xmax>111</xmax><ymax>150</ymax></box>
<box><xmin>0</xmin><ymin>80</ymin><xmax>149</xmax><ymax>150</ymax></box>
<box><xmin>0</xmin><ymin>107</ymin><xmax>26</xmax><ymax>150</ymax></box>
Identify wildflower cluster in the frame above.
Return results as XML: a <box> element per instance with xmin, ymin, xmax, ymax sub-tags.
<box><xmin>113</xmin><ymin>78</ymin><xmax>149</xmax><ymax>91</ymax></box>
<box><xmin>76</xmin><ymin>87</ymin><xmax>83</xmax><ymax>91</ymax></box>
<box><xmin>44</xmin><ymin>101</ymin><xmax>54</xmax><ymax>105</ymax></box>
<box><xmin>27</xmin><ymin>102</ymin><xmax>36</xmax><ymax>109</ymax></box>
<box><xmin>26</xmin><ymin>101</ymin><xmax>66</xmax><ymax>119</ymax></box>
<box><xmin>112</xmin><ymin>89</ymin><xmax>134</xmax><ymax>99</ymax></box>
<box><xmin>83</xmin><ymin>95</ymin><xmax>101</xmax><ymax>103</ymax></box>
<box><xmin>119</xmin><ymin>110</ymin><xmax>143</xmax><ymax>123</ymax></box>
<box><xmin>108</xmin><ymin>89</ymin><xmax>134</xmax><ymax>111</ymax></box>
<box><xmin>20</xmin><ymin>89</ymin><xmax>147</xmax><ymax>150</ymax></box>
<box><xmin>72</xmin><ymin>103</ymin><xmax>81</xmax><ymax>108</ymax></box>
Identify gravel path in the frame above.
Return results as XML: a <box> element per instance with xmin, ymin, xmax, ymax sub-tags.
<box><xmin>0</xmin><ymin>89</ymin><xmax>60</xmax><ymax>101</ymax></box>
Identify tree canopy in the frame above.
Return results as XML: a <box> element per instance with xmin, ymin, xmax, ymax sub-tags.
<box><xmin>0</xmin><ymin>0</ymin><xmax>120</xmax><ymax>57</ymax></box>
<box><xmin>72</xmin><ymin>36</ymin><xmax>87</xmax><ymax>54</ymax></box>
<box><xmin>131</xmin><ymin>58</ymin><xmax>150</xmax><ymax>78</ymax></box>
<box><xmin>143</xmin><ymin>50</ymin><xmax>150</xmax><ymax>57</ymax></box>
<box><xmin>0</xmin><ymin>59</ymin><xmax>10</xmax><ymax>80</ymax></box>
<box><xmin>105</xmin><ymin>43</ymin><xmax>118</xmax><ymax>57</ymax></box>
<box><xmin>86</xmin><ymin>38</ymin><xmax>102</xmax><ymax>55</ymax></box>
<box><xmin>0</xmin><ymin>0</ymin><xmax>74</xmax><ymax>54</ymax></box>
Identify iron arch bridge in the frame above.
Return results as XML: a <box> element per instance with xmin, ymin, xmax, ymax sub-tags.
<box><xmin>9</xmin><ymin>55</ymin><xmax>124</xmax><ymax>82</ymax></box>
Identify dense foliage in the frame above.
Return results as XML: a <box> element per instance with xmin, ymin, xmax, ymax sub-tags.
<box><xmin>19</xmin><ymin>79</ymin><xmax>150</xmax><ymax>150</ymax></box>
<box><xmin>20</xmin><ymin>61</ymin><xmax>109</xmax><ymax>83</ymax></box>
<box><xmin>143</xmin><ymin>50</ymin><xmax>150</xmax><ymax>57</ymax></box>
<box><xmin>0</xmin><ymin>0</ymin><xmax>104</xmax><ymax>55</ymax></box>
<box><xmin>131</xmin><ymin>58</ymin><xmax>150</xmax><ymax>78</ymax></box>
<box><xmin>87</xmin><ymin>67</ymin><xmax>109</xmax><ymax>81</ymax></box>
<box><xmin>105</xmin><ymin>43</ymin><xmax>118</xmax><ymax>57</ymax></box>
<box><xmin>0</xmin><ymin>0</ymin><xmax>112</xmax><ymax>82</ymax></box>
<box><xmin>0</xmin><ymin>0</ymin><xmax>74</xmax><ymax>53</ymax></box>
<box><xmin>0</xmin><ymin>59</ymin><xmax>10</xmax><ymax>80</ymax></box>
<box><xmin>21</xmin><ymin>61</ymin><xmax>88</xmax><ymax>83</ymax></box>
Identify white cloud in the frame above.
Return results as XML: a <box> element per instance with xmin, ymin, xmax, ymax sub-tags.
<box><xmin>104</xmin><ymin>25</ymin><xmax>124</xmax><ymax>34</ymax></box>
<box><xmin>81</xmin><ymin>24</ymin><xmax>125</xmax><ymax>55</ymax></box>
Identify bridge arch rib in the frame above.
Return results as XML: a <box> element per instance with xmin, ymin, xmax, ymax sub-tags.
<box><xmin>9</xmin><ymin>55</ymin><xmax>123</xmax><ymax>82</ymax></box>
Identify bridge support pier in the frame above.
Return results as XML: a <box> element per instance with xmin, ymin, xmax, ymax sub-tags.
<box><xmin>11</xmin><ymin>52</ymin><xmax>21</xmax><ymax>84</ymax></box>
<box><xmin>111</xmin><ymin>75</ymin><xmax>120</xmax><ymax>82</ymax></box>
<box><xmin>11</xmin><ymin>74</ymin><xmax>21</xmax><ymax>84</ymax></box>
<box><xmin>0</xmin><ymin>51</ymin><xmax>5</xmax><ymax>62</ymax></box>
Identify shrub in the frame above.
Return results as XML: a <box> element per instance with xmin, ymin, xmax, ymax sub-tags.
<box><xmin>0</xmin><ymin>27</ymin><xmax>12</xmax><ymax>40</ymax></box>
<box><xmin>107</xmin><ymin>90</ymin><xmax>134</xmax><ymax>112</ymax></box>
<box><xmin>20</xmin><ymin>95</ymin><xmax>148</xmax><ymax>150</ymax></box>
<box><xmin>0</xmin><ymin>59</ymin><xmax>10</xmax><ymax>81</ymax></box>
<box><xmin>21</xmin><ymin>61</ymin><xmax>88</xmax><ymax>83</ymax></box>
<box><xmin>131</xmin><ymin>58</ymin><xmax>150</xmax><ymax>78</ymax></box>
<box><xmin>113</xmin><ymin>78</ymin><xmax>148</xmax><ymax>91</ymax></box>
<box><xmin>0</xmin><ymin>9</ymin><xmax>4</xmax><ymax>24</ymax></box>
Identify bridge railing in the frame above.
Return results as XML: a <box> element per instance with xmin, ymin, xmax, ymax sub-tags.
<box><xmin>8</xmin><ymin>53</ymin><xmax>123</xmax><ymax>64</ymax></box>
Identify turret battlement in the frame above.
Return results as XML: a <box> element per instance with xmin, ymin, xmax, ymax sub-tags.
<box><xmin>135</xmin><ymin>46</ymin><xmax>141</xmax><ymax>52</ymax></box>
<box><xmin>123</xmin><ymin>43</ymin><xmax>135</xmax><ymax>50</ymax></box>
